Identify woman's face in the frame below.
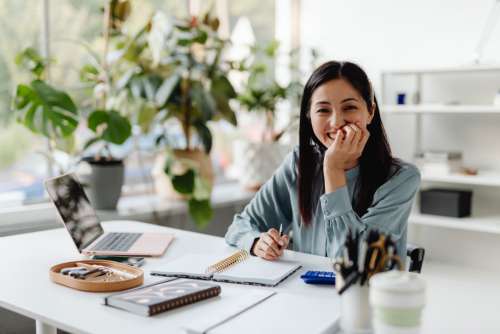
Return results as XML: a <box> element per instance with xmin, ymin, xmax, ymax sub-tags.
<box><xmin>309</xmin><ymin>78</ymin><xmax>374</xmax><ymax>148</ymax></box>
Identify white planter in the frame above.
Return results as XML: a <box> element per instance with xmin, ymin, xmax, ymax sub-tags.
<box><xmin>233</xmin><ymin>141</ymin><xmax>291</xmax><ymax>190</ymax></box>
<box><xmin>79</xmin><ymin>159</ymin><xmax>124</xmax><ymax>210</ymax></box>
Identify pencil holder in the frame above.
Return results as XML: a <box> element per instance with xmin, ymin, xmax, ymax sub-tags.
<box><xmin>340</xmin><ymin>284</ymin><xmax>372</xmax><ymax>333</ymax></box>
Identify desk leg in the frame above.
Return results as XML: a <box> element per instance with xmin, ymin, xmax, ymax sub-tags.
<box><xmin>36</xmin><ymin>320</ymin><xmax>57</xmax><ymax>334</ymax></box>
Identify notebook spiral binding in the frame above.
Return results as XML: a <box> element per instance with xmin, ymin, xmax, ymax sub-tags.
<box><xmin>206</xmin><ymin>250</ymin><xmax>249</xmax><ymax>274</ymax></box>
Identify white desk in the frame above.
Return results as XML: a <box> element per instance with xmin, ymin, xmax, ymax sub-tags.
<box><xmin>0</xmin><ymin>221</ymin><xmax>340</xmax><ymax>334</ymax></box>
<box><xmin>1</xmin><ymin>220</ymin><xmax>500</xmax><ymax>334</ymax></box>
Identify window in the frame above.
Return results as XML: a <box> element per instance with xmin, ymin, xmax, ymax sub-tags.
<box><xmin>0</xmin><ymin>0</ymin><xmax>276</xmax><ymax>209</ymax></box>
<box><xmin>0</xmin><ymin>2</ymin><xmax>45</xmax><ymax>207</ymax></box>
<box><xmin>228</xmin><ymin>1</ymin><xmax>275</xmax><ymax>44</ymax></box>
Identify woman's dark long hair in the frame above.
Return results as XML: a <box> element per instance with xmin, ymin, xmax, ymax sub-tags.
<box><xmin>298</xmin><ymin>61</ymin><xmax>400</xmax><ymax>225</ymax></box>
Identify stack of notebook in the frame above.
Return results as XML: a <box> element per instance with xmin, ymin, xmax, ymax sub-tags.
<box><xmin>104</xmin><ymin>278</ymin><xmax>221</xmax><ymax>316</ymax></box>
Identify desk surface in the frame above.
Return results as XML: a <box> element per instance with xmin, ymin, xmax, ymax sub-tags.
<box><xmin>0</xmin><ymin>220</ymin><xmax>340</xmax><ymax>334</ymax></box>
<box><xmin>1</xmin><ymin>220</ymin><xmax>500</xmax><ymax>334</ymax></box>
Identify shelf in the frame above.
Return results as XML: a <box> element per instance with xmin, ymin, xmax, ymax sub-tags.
<box><xmin>421</xmin><ymin>172</ymin><xmax>500</xmax><ymax>187</ymax></box>
<box><xmin>381</xmin><ymin>104</ymin><xmax>500</xmax><ymax>114</ymax></box>
<box><xmin>382</xmin><ymin>64</ymin><xmax>500</xmax><ymax>75</ymax></box>
<box><xmin>409</xmin><ymin>212</ymin><xmax>500</xmax><ymax>234</ymax></box>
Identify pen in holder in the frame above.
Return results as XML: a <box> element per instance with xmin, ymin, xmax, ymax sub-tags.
<box><xmin>334</xmin><ymin>229</ymin><xmax>403</xmax><ymax>333</ymax></box>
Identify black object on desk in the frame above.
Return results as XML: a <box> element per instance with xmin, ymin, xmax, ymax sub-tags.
<box><xmin>420</xmin><ymin>188</ymin><xmax>472</xmax><ymax>218</ymax></box>
<box><xmin>406</xmin><ymin>243</ymin><xmax>425</xmax><ymax>273</ymax></box>
<box><xmin>92</xmin><ymin>255</ymin><xmax>145</xmax><ymax>267</ymax></box>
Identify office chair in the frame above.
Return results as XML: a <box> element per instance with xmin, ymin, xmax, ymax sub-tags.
<box><xmin>406</xmin><ymin>243</ymin><xmax>425</xmax><ymax>273</ymax></box>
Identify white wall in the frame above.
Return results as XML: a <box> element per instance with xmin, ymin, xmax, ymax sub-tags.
<box><xmin>299</xmin><ymin>0</ymin><xmax>500</xmax><ymax>270</ymax></box>
<box><xmin>299</xmin><ymin>0</ymin><xmax>500</xmax><ymax>163</ymax></box>
<box><xmin>300</xmin><ymin>0</ymin><xmax>500</xmax><ymax>87</ymax></box>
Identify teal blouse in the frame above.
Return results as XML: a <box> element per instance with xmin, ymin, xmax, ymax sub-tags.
<box><xmin>225</xmin><ymin>147</ymin><xmax>421</xmax><ymax>262</ymax></box>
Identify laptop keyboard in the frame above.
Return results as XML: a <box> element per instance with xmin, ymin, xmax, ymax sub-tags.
<box><xmin>90</xmin><ymin>232</ymin><xmax>141</xmax><ymax>252</ymax></box>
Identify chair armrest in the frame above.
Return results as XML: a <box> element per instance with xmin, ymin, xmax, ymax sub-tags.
<box><xmin>406</xmin><ymin>243</ymin><xmax>425</xmax><ymax>273</ymax></box>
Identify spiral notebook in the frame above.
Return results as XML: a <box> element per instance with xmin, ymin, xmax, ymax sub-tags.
<box><xmin>151</xmin><ymin>250</ymin><xmax>301</xmax><ymax>287</ymax></box>
<box><xmin>104</xmin><ymin>278</ymin><xmax>221</xmax><ymax>316</ymax></box>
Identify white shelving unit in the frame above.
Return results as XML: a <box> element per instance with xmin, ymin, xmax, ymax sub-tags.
<box><xmin>409</xmin><ymin>212</ymin><xmax>500</xmax><ymax>234</ymax></box>
<box><xmin>381</xmin><ymin>66</ymin><xmax>500</xmax><ymax>234</ymax></box>
<box><xmin>421</xmin><ymin>172</ymin><xmax>500</xmax><ymax>187</ymax></box>
<box><xmin>382</xmin><ymin>64</ymin><xmax>500</xmax><ymax>75</ymax></box>
<box><xmin>381</xmin><ymin>104</ymin><xmax>500</xmax><ymax>114</ymax></box>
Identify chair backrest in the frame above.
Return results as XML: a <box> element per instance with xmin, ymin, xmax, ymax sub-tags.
<box><xmin>406</xmin><ymin>243</ymin><xmax>425</xmax><ymax>273</ymax></box>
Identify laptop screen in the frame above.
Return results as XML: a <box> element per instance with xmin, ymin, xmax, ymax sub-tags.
<box><xmin>45</xmin><ymin>173</ymin><xmax>103</xmax><ymax>251</ymax></box>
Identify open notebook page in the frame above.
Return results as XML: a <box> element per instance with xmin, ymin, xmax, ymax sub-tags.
<box><xmin>212</xmin><ymin>256</ymin><xmax>301</xmax><ymax>286</ymax></box>
<box><xmin>183</xmin><ymin>288</ymin><xmax>276</xmax><ymax>334</ymax></box>
<box><xmin>206</xmin><ymin>291</ymin><xmax>340</xmax><ymax>334</ymax></box>
<box><xmin>151</xmin><ymin>254</ymin><xmax>224</xmax><ymax>279</ymax></box>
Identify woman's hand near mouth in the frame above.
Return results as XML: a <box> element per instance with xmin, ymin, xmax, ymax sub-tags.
<box><xmin>323</xmin><ymin>122</ymin><xmax>370</xmax><ymax>192</ymax></box>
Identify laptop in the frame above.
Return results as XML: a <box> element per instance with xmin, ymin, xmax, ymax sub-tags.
<box><xmin>45</xmin><ymin>173</ymin><xmax>174</xmax><ymax>257</ymax></box>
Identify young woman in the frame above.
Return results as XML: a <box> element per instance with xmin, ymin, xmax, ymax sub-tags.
<box><xmin>225</xmin><ymin>61</ymin><xmax>420</xmax><ymax>262</ymax></box>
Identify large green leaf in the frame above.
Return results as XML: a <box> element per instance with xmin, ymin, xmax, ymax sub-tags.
<box><xmin>115</xmin><ymin>66</ymin><xmax>139</xmax><ymax>91</ymax></box>
<box><xmin>177</xmin><ymin>29</ymin><xmax>208</xmax><ymax>46</ymax></box>
<box><xmin>211</xmin><ymin>75</ymin><xmax>237</xmax><ymax>126</ymax></box>
<box><xmin>122</xmin><ymin>38</ymin><xmax>148</xmax><ymax>62</ymax></box>
<box><xmin>87</xmin><ymin>110</ymin><xmax>131</xmax><ymax>145</ymax></box>
<box><xmin>128</xmin><ymin>74</ymin><xmax>162</xmax><ymax>100</ymax></box>
<box><xmin>15</xmin><ymin>48</ymin><xmax>46</xmax><ymax>78</ymax></box>
<box><xmin>188</xmin><ymin>198</ymin><xmax>213</xmax><ymax>229</ymax></box>
<box><xmin>190</xmin><ymin>82</ymin><xmax>216</xmax><ymax>121</ymax></box>
<box><xmin>212</xmin><ymin>75</ymin><xmax>236</xmax><ymax>98</ymax></box>
<box><xmin>171</xmin><ymin>169</ymin><xmax>195</xmax><ymax>194</ymax></box>
<box><xmin>83</xmin><ymin>136</ymin><xmax>101</xmax><ymax>150</ymax></box>
<box><xmin>155</xmin><ymin>74</ymin><xmax>180</xmax><ymax>107</ymax></box>
<box><xmin>142</xmin><ymin>76</ymin><xmax>158</xmax><ymax>101</ymax></box>
<box><xmin>79</xmin><ymin>64</ymin><xmax>99</xmax><ymax>83</ymax></box>
<box><xmin>193</xmin><ymin>30</ymin><xmax>208</xmax><ymax>44</ymax></box>
<box><xmin>137</xmin><ymin>103</ymin><xmax>157</xmax><ymax>133</ymax></box>
<box><xmin>264</xmin><ymin>40</ymin><xmax>280</xmax><ymax>57</ymax></box>
<box><xmin>193</xmin><ymin>120</ymin><xmax>212</xmax><ymax>154</ymax></box>
<box><xmin>13</xmin><ymin>80</ymin><xmax>78</xmax><ymax>138</ymax></box>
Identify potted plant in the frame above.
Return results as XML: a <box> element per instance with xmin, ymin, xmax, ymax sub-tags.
<box><xmin>13</xmin><ymin>1</ymin><xmax>136</xmax><ymax>210</ymax></box>
<box><xmin>12</xmin><ymin>47</ymin><xmax>79</xmax><ymax>174</ymax></box>
<box><xmin>109</xmin><ymin>11</ymin><xmax>238</xmax><ymax>227</ymax></box>
<box><xmin>232</xmin><ymin>41</ymin><xmax>304</xmax><ymax>190</ymax></box>
<box><xmin>77</xmin><ymin>0</ymin><xmax>133</xmax><ymax>210</ymax></box>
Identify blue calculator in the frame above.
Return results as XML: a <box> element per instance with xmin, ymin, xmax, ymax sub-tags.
<box><xmin>300</xmin><ymin>271</ymin><xmax>336</xmax><ymax>285</ymax></box>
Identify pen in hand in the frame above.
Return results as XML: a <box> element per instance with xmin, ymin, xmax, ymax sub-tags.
<box><xmin>278</xmin><ymin>223</ymin><xmax>284</xmax><ymax>249</ymax></box>
<box><xmin>254</xmin><ymin>225</ymin><xmax>288</xmax><ymax>260</ymax></box>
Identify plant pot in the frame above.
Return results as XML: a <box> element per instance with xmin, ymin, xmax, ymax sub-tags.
<box><xmin>233</xmin><ymin>141</ymin><xmax>291</xmax><ymax>191</ymax></box>
<box><xmin>81</xmin><ymin>158</ymin><xmax>124</xmax><ymax>210</ymax></box>
<box><xmin>152</xmin><ymin>149</ymin><xmax>214</xmax><ymax>200</ymax></box>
